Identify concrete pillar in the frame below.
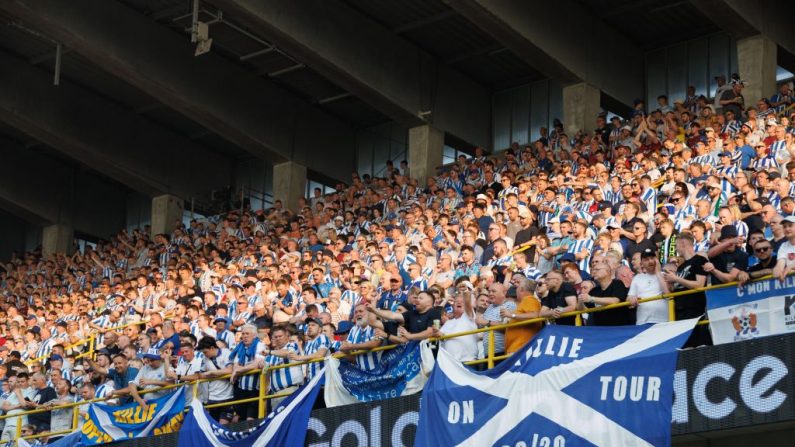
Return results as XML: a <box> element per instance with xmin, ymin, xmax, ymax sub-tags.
<box><xmin>150</xmin><ymin>194</ymin><xmax>183</xmax><ymax>238</ymax></box>
<box><xmin>408</xmin><ymin>125</ymin><xmax>444</xmax><ymax>187</ymax></box>
<box><xmin>737</xmin><ymin>35</ymin><xmax>777</xmax><ymax>109</ymax></box>
<box><xmin>42</xmin><ymin>224</ymin><xmax>73</xmax><ymax>257</ymax></box>
<box><xmin>562</xmin><ymin>83</ymin><xmax>601</xmax><ymax>138</ymax></box>
<box><xmin>273</xmin><ymin>161</ymin><xmax>307</xmax><ymax>212</ymax></box>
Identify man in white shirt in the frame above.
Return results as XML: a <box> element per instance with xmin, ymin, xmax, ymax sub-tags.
<box><xmin>169</xmin><ymin>335</ymin><xmax>203</xmax><ymax>404</ymax></box>
<box><xmin>0</xmin><ymin>376</ymin><xmax>26</xmax><ymax>441</ymax></box>
<box><xmin>628</xmin><ymin>249</ymin><xmax>670</xmax><ymax>324</ymax></box>
<box><xmin>196</xmin><ymin>337</ymin><xmax>234</xmax><ymax>424</ymax></box>
<box><xmin>130</xmin><ymin>348</ymin><xmax>172</xmax><ymax>411</ymax></box>
<box><xmin>774</xmin><ymin>216</ymin><xmax>795</xmax><ymax>281</ymax></box>
<box><xmin>435</xmin><ymin>293</ymin><xmax>478</xmax><ymax>362</ymax></box>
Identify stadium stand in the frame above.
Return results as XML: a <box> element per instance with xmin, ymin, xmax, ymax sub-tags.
<box><xmin>2</xmin><ymin>0</ymin><xmax>795</xmax><ymax>446</ymax></box>
<box><xmin>0</xmin><ymin>72</ymin><xmax>793</xmax><ymax>444</ymax></box>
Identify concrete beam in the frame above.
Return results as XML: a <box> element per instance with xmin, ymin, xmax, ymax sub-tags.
<box><xmin>563</xmin><ymin>83</ymin><xmax>601</xmax><ymax>137</ymax></box>
<box><xmin>0</xmin><ymin>0</ymin><xmax>355</xmax><ymax>182</ymax></box>
<box><xmin>0</xmin><ymin>50</ymin><xmax>231</xmax><ymax>198</ymax></box>
<box><xmin>0</xmin><ymin>138</ymin><xmax>126</xmax><ymax>238</ymax></box>
<box><xmin>408</xmin><ymin>125</ymin><xmax>444</xmax><ymax>186</ymax></box>
<box><xmin>150</xmin><ymin>194</ymin><xmax>183</xmax><ymax>238</ymax></box>
<box><xmin>42</xmin><ymin>224</ymin><xmax>73</xmax><ymax>257</ymax></box>
<box><xmin>690</xmin><ymin>0</ymin><xmax>795</xmax><ymax>55</ymax></box>
<box><xmin>445</xmin><ymin>0</ymin><xmax>644</xmax><ymax>107</ymax></box>
<box><xmin>212</xmin><ymin>0</ymin><xmax>491</xmax><ymax>148</ymax></box>
<box><xmin>737</xmin><ymin>35</ymin><xmax>778</xmax><ymax>106</ymax></box>
<box><xmin>273</xmin><ymin>161</ymin><xmax>306</xmax><ymax>212</ymax></box>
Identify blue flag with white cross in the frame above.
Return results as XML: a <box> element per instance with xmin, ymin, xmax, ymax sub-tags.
<box><xmin>415</xmin><ymin>319</ymin><xmax>698</xmax><ymax>447</ymax></box>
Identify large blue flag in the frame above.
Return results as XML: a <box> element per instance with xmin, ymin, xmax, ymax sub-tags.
<box><xmin>324</xmin><ymin>340</ymin><xmax>434</xmax><ymax>407</ymax></box>
<box><xmin>415</xmin><ymin>319</ymin><xmax>698</xmax><ymax>447</ymax></box>
<box><xmin>177</xmin><ymin>366</ymin><xmax>324</xmax><ymax>447</ymax></box>
<box><xmin>82</xmin><ymin>388</ymin><xmax>185</xmax><ymax>445</ymax></box>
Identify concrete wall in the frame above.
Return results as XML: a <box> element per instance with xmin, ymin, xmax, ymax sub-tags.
<box><xmin>0</xmin><ymin>209</ymin><xmax>33</xmax><ymax>261</ymax></box>
<box><xmin>126</xmin><ymin>192</ymin><xmax>152</xmax><ymax>232</ymax></box>
<box><xmin>492</xmin><ymin>79</ymin><xmax>563</xmax><ymax>151</ymax></box>
<box><xmin>645</xmin><ymin>32</ymin><xmax>739</xmax><ymax>108</ymax></box>
<box><xmin>71</xmin><ymin>173</ymin><xmax>127</xmax><ymax>238</ymax></box>
<box><xmin>356</xmin><ymin>121</ymin><xmax>408</xmax><ymax>178</ymax></box>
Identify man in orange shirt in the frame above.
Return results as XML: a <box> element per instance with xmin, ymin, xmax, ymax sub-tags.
<box><xmin>501</xmin><ymin>278</ymin><xmax>542</xmax><ymax>354</ymax></box>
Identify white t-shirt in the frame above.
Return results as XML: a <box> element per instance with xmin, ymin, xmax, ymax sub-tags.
<box><xmin>203</xmin><ymin>349</ymin><xmax>234</xmax><ymax>402</ymax></box>
<box><xmin>441</xmin><ymin>313</ymin><xmax>478</xmax><ymax>362</ymax></box>
<box><xmin>777</xmin><ymin>240</ymin><xmax>795</xmax><ymax>270</ymax></box>
<box><xmin>628</xmin><ymin>273</ymin><xmax>668</xmax><ymax>324</ymax></box>
<box><xmin>132</xmin><ymin>364</ymin><xmax>168</xmax><ymax>400</ymax></box>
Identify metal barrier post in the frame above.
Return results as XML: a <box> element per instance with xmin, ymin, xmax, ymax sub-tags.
<box><xmin>575</xmin><ymin>314</ymin><xmax>583</xmax><ymax>326</ymax></box>
<box><xmin>15</xmin><ymin>416</ymin><xmax>22</xmax><ymax>446</ymax></box>
<box><xmin>487</xmin><ymin>329</ymin><xmax>495</xmax><ymax>369</ymax></box>
<box><xmin>257</xmin><ymin>368</ymin><xmax>267</xmax><ymax>418</ymax></box>
<box><xmin>668</xmin><ymin>298</ymin><xmax>676</xmax><ymax>322</ymax></box>
<box><xmin>88</xmin><ymin>334</ymin><xmax>95</xmax><ymax>359</ymax></box>
<box><xmin>72</xmin><ymin>406</ymin><xmax>80</xmax><ymax>432</ymax></box>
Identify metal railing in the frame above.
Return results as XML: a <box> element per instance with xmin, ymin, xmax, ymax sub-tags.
<box><xmin>1</xmin><ymin>273</ymin><xmax>770</xmax><ymax>445</ymax></box>
<box><xmin>24</xmin><ymin>318</ymin><xmax>151</xmax><ymax>367</ymax></box>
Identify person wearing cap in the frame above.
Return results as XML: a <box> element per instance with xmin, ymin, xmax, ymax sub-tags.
<box><xmin>773</xmin><ymin>215</ymin><xmax>795</xmax><ymax>281</ymax></box>
<box><xmin>129</xmin><ymin>348</ymin><xmax>171</xmax><ymax>410</ymax></box>
<box><xmin>750</xmin><ymin>142</ymin><xmax>779</xmax><ymax>171</ymax></box>
<box><xmin>213</xmin><ymin>316</ymin><xmax>235</xmax><ymax>349</ymax></box>
<box><xmin>288</xmin><ymin>317</ymin><xmax>330</xmax><ymax>382</ymax></box>
<box><xmin>720</xmin><ymin>78</ymin><xmax>745</xmax><ymax>117</ymax></box>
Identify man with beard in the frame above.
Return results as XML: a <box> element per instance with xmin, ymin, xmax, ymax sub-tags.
<box><xmin>339</xmin><ymin>304</ymin><xmax>381</xmax><ymax>371</ymax></box>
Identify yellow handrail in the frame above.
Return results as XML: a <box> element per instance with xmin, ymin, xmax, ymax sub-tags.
<box><xmin>24</xmin><ymin>319</ymin><xmax>148</xmax><ymax>367</ymax></box>
<box><xmin>3</xmin><ymin>273</ymin><xmax>777</xmax><ymax>444</ymax></box>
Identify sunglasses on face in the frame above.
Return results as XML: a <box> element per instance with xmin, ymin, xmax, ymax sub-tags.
<box><xmin>755</xmin><ymin>246</ymin><xmax>771</xmax><ymax>253</ymax></box>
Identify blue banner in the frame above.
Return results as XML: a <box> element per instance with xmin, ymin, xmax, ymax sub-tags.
<box><xmin>706</xmin><ymin>277</ymin><xmax>795</xmax><ymax>344</ymax></box>
<box><xmin>177</xmin><ymin>368</ymin><xmax>324</xmax><ymax>447</ymax></box>
<box><xmin>324</xmin><ymin>341</ymin><xmax>434</xmax><ymax>406</ymax></box>
<box><xmin>81</xmin><ymin>388</ymin><xmax>185</xmax><ymax>445</ymax></box>
<box><xmin>415</xmin><ymin>320</ymin><xmax>697</xmax><ymax>447</ymax></box>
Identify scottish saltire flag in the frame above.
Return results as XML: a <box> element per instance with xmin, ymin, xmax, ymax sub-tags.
<box><xmin>177</xmin><ymin>367</ymin><xmax>324</xmax><ymax>447</ymax></box>
<box><xmin>415</xmin><ymin>319</ymin><xmax>698</xmax><ymax>447</ymax></box>
<box><xmin>82</xmin><ymin>388</ymin><xmax>185</xmax><ymax>445</ymax></box>
<box><xmin>324</xmin><ymin>340</ymin><xmax>434</xmax><ymax>407</ymax></box>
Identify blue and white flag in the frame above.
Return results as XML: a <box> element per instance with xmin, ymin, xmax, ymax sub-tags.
<box><xmin>41</xmin><ymin>430</ymin><xmax>82</xmax><ymax>447</ymax></box>
<box><xmin>324</xmin><ymin>340</ymin><xmax>434</xmax><ymax>407</ymax></box>
<box><xmin>415</xmin><ymin>319</ymin><xmax>698</xmax><ymax>447</ymax></box>
<box><xmin>177</xmin><ymin>367</ymin><xmax>324</xmax><ymax>447</ymax></box>
<box><xmin>81</xmin><ymin>388</ymin><xmax>185</xmax><ymax>445</ymax></box>
<box><xmin>707</xmin><ymin>276</ymin><xmax>795</xmax><ymax>344</ymax></box>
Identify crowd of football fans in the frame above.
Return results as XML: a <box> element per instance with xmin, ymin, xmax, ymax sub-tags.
<box><xmin>0</xmin><ymin>75</ymin><xmax>793</xmax><ymax>441</ymax></box>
